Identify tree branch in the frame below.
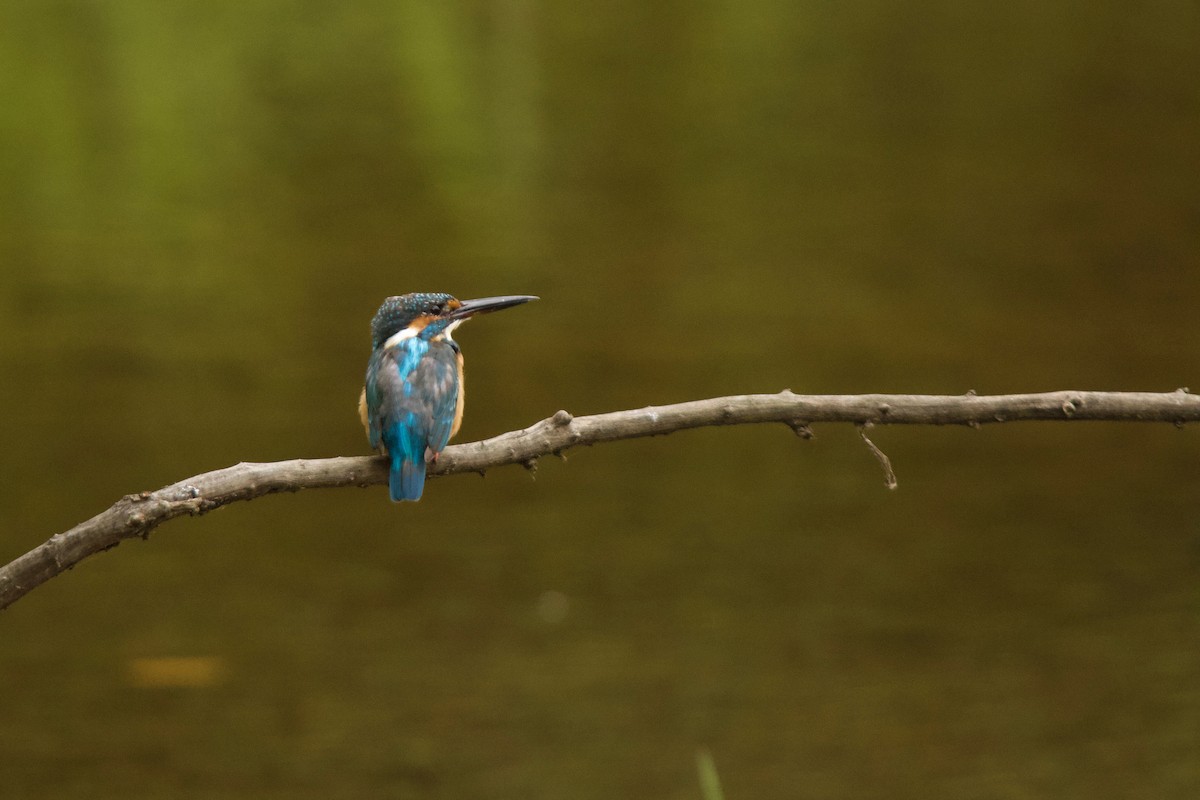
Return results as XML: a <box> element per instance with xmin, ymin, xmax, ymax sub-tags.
<box><xmin>2</xmin><ymin>389</ymin><xmax>1196</xmax><ymax>610</ymax></box>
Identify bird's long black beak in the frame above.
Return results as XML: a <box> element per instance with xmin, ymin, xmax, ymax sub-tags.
<box><xmin>448</xmin><ymin>294</ymin><xmax>539</xmax><ymax>319</ymax></box>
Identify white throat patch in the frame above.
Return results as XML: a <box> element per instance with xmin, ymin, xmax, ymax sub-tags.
<box><xmin>438</xmin><ymin>319</ymin><xmax>465</xmax><ymax>343</ymax></box>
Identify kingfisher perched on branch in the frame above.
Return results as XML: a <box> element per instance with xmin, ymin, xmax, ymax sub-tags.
<box><xmin>359</xmin><ymin>292</ymin><xmax>538</xmax><ymax>502</ymax></box>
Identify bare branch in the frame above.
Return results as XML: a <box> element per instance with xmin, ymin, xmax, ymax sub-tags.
<box><xmin>2</xmin><ymin>389</ymin><xmax>1196</xmax><ymax>610</ymax></box>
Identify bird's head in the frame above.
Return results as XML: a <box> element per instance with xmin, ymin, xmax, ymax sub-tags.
<box><xmin>370</xmin><ymin>292</ymin><xmax>538</xmax><ymax>350</ymax></box>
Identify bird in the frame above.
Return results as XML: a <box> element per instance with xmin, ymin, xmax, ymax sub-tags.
<box><xmin>360</xmin><ymin>292</ymin><xmax>538</xmax><ymax>502</ymax></box>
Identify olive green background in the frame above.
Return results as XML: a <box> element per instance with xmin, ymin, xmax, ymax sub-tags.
<box><xmin>1</xmin><ymin>2</ymin><xmax>1197</xmax><ymax>798</ymax></box>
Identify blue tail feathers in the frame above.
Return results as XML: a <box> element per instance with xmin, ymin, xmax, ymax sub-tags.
<box><xmin>390</xmin><ymin>455</ymin><xmax>426</xmax><ymax>502</ymax></box>
<box><xmin>384</xmin><ymin>417</ymin><xmax>429</xmax><ymax>502</ymax></box>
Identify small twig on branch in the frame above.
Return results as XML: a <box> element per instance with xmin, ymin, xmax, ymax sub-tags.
<box><xmin>857</xmin><ymin>422</ymin><xmax>898</xmax><ymax>490</ymax></box>
<box><xmin>1</xmin><ymin>389</ymin><xmax>1196</xmax><ymax>610</ymax></box>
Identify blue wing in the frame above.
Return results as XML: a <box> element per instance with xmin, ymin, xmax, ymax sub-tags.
<box><xmin>365</xmin><ymin>338</ymin><xmax>460</xmax><ymax>502</ymax></box>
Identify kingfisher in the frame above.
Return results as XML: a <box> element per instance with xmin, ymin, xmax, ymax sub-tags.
<box><xmin>359</xmin><ymin>292</ymin><xmax>538</xmax><ymax>502</ymax></box>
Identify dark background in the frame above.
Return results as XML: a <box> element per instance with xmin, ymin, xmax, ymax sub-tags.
<box><xmin>1</xmin><ymin>2</ymin><xmax>1198</xmax><ymax>798</ymax></box>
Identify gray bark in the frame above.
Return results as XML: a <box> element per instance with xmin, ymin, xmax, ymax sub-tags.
<box><xmin>2</xmin><ymin>389</ymin><xmax>1196</xmax><ymax>610</ymax></box>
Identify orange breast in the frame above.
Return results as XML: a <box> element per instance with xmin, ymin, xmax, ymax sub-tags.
<box><xmin>450</xmin><ymin>352</ymin><xmax>465</xmax><ymax>438</ymax></box>
<box><xmin>358</xmin><ymin>387</ymin><xmax>375</xmax><ymax>446</ymax></box>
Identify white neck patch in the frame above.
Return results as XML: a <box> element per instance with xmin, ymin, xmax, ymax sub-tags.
<box><xmin>383</xmin><ymin>318</ymin><xmax>467</xmax><ymax>349</ymax></box>
<box><xmin>382</xmin><ymin>325</ymin><xmax>420</xmax><ymax>349</ymax></box>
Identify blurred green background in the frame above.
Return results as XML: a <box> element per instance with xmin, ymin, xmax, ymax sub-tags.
<box><xmin>1</xmin><ymin>2</ymin><xmax>1198</xmax><ymax>798</ymax></box>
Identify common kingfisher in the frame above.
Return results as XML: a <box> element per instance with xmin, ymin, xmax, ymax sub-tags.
<box><xmin>359</xmin><ymin>292</ymin><xmax>538</xmax><ymax>502</ymax></box>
